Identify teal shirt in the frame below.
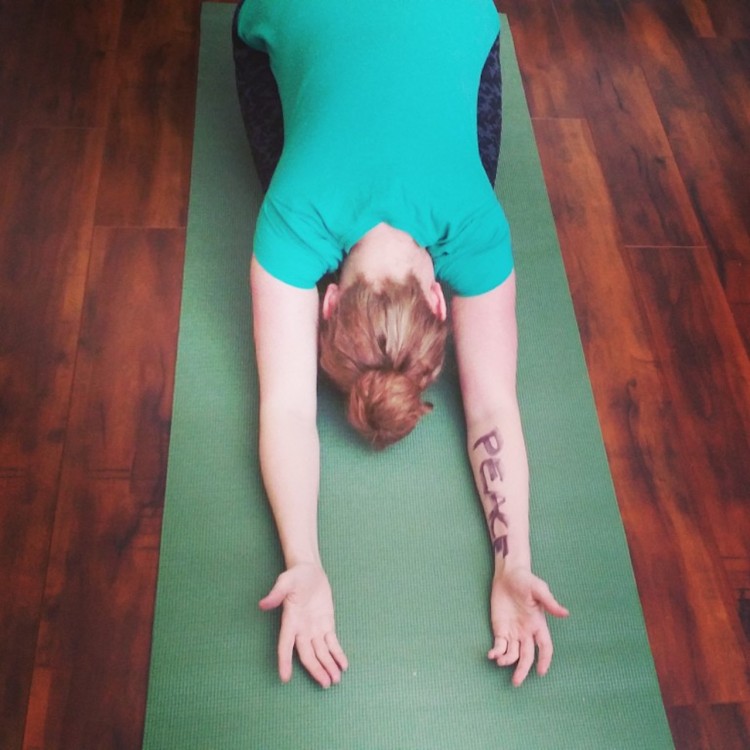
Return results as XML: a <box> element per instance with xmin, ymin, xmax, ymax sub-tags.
<box><xmin>237</xmin><ymin>0</ymin><xmax>513</xmax><ymax>296</ymax></box>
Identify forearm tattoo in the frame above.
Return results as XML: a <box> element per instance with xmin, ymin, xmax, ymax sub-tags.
<box><xmin>472</xmin><ymin>429</ymin><xmax>509</xmax><ymax>558</ymax></box>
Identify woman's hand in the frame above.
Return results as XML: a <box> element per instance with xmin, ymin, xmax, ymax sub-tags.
<box><xmin>259</xmin><ymin>563</ymin><xmax>348</xmax><ymax>688</ymax></box>
<box><xmin>488</xmin><ymin>567</ymin><xmax>569</xmax><ymax>687</ymax></box>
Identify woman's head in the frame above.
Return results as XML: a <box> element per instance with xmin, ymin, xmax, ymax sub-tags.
<box><xmin>319</xmin><ymin>274</ymin><xmax>448</xmax><ymax>449</ymax></box>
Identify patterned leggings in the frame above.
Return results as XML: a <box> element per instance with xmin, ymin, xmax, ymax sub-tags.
<box><xmin>232</xmin><ymin>5</ymin><xmax>503</xmax><ymax>192</ymax></box>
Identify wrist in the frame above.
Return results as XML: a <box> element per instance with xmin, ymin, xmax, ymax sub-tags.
<box><xmin>493</xmin><ymin>547</ymin><xmax>531</xmax><ymax>579</ymax></box>
<box><xmin>277</xmin><ymin>528</ymin><xmax>322</xmax><ymax>569</ymax></box>
<box><xmin>285</xmin><ymin>552</ymin><xmax>322</xmax><ymax>568</ymax></box>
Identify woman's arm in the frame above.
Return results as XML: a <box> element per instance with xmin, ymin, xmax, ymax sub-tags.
<box><xmin>452</xmin><ymin>271</ymin><xmax>568</xmax><ymax>687</ymax></box>
<box><xmin>250</xmin><ymin>256</ymin><xmax>348</xmax><ymax>688</ymax></box>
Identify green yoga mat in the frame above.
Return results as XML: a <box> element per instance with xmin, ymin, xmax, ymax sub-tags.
<box><xmin>143</xmin><ymin>5</ymin><xmax>673</xmax><ymax>748</ymax></box>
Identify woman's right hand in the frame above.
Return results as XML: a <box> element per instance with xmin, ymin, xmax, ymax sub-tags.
<box><xmin>259</xmin><ymin>563</ymin><xmax>348</xmax><ymax>688</ymax></box>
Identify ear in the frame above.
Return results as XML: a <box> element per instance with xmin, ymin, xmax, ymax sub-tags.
<box><xmin>321</xmin><ymin>282</ymin><xmax>341</xmax><ymax>320</ymax></box>
<box><xmin>428</xmin><ymin>282</ymin><xmax>448</xmax><ymax>322</ymax></box>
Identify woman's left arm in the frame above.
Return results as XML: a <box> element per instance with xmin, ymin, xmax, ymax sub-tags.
<box><xmin>452</xmin><ymin>271</ymin><xmax>568</xmax><ymax>687</ymax></box>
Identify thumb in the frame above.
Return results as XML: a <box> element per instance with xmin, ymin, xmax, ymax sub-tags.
<box><xmin>259</xmin><ymin>574</ymin><xmax>290</xmax><ymax>611</ymax></box>
<box><xmin>532</xmin><ymin>578</ymin><xmax>569</xmax><ymax>619</ymax></box>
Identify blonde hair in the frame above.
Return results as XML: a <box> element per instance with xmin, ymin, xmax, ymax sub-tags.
<box><xmin>319</xmin><ymin>275</ymin><xmax>448</xmax><ymax>448</ymax></box>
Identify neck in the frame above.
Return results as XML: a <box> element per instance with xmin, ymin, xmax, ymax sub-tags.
<box><xmin>346</xmin><ymin>223</ymin><xmax>430</xmax><ymax>286</ymax></box>
<box><xmin>324</xmin><ymin>222</ymin><xmax>447</xmax><ymax>323</ymax></box>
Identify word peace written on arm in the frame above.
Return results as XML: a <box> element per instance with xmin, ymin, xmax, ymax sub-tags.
<box><xmin>473</xmin><ymin>428</ymin><xmax>509</xmax><ymax>559</ymax></box>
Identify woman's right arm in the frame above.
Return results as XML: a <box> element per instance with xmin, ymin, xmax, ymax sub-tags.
<box><xmin>250</xmin><ymin>256</ymin><xmax>348</xmax><ymax>688</ymax></box>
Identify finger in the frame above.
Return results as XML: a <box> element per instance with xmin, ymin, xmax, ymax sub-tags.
<box><xmin>296</xmin><ymin>638</ymin><xmax>332</xmax><ymax>689</ymax></box>
<box><xmin>532</xmin><ymin>580</ymin><xmax>569</xmax><ymax>618</ymax></box>
<box><xmin>259</xmin><ymin>576</ymin><xmax>289</xmax><ymax>611</ymax></box>
<box><xmin>325</xmin><ymin>631</ymin><xmax>349</xmax><ymax>672</ymax></box>
<box><xmin>512</xmin><ymin>638</ymin><xmax>535</xmax><ymax>687</ymax></box>
<box><xmin>497</xmin><ymin>639</ymin><xmax>520</xmax><ymax>667</ymax></box>
<box><xmin>535</xmin><ymin>628</ymin><xmax>554</xmax><ymax>677</ymax></box>
<box><xmin>277</xmin><ymin>622</ymin><xmax>295</xmax><ymax>683</ymax></box>
<box><xmin>488</xmin><ymin>636</ymin><xmax>508</xmax><ymax>661</ymax></box>
<box><xmin>312</xmin><ymin>637</ymin><xmax>342</xmax><ymax>684</ymax></box>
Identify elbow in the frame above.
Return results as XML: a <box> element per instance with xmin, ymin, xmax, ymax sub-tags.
<box><xmin>259</xmin><ymin>397</ymin><xmax>317</xmax><ymax>430</ymax></box>
<box><xmin>464</xmin><ymin>395</ymin><xmax>521</xmax><ymax>436</ymax></box>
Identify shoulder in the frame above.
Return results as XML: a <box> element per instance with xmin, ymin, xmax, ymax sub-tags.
<box><xmin>431</xmin><ymin>189</ymin><xmax>513</xmax><ymax>296</ymax></box>
<box><xmin>253</xmin><ymin>191</ymin><xmax>343</xmax><ymax>289</ymax></box>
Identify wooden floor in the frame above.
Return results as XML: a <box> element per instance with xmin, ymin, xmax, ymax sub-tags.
<box><xmin>1</xmin><ymin>0</ymin><xmax>748</xmax><ymax>747</ymax></box>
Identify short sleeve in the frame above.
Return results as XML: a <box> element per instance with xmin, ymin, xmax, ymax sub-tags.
<box><xmin>236</xmin><ymin>0</ymin><xmax>271</xmax><ymax>52</ymax></box>
<box><xmin>253</xmin><ymin>197</ymin><xmax>343</xmax><ymax>289</ymax></box>
<box><xmin>432</xmin><ymin>198</ymin><xmax>514</xmax><ymax>296</ymax></box>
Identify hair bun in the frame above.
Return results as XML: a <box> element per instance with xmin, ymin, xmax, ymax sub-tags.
<box><xmin>348</xmin><ymin>369</ymin><xmax>432</xmax><ymax>449</ymax></box>
<box><xmin>319</xmin><ymin>275</ymin><xmax>447</xmax><ymax>448</ymax></box>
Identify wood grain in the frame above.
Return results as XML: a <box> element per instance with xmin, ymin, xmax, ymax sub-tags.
<box><xmin>680</xmin><ymin>0</ymin><xmax>720</xmax><ymax>37</ymax></box>
<box><xmin>0</xmin><ymin>1</ymin><xmax>32</xmax><ymax>203</ymax></box>
<box><xmin>22</xmin><ymin>228</ymin><xmax>184</xmax><ymax>749</ymax></box>
<box><xmin>20</xmin><ymin>0</ymin><xmax>121</xmax><ymax>129</ymax></box>
<box><xmin>686</xmin><ymin>0</ymin><xmax>750</xmax><ymax>39</ymax></box>
<box><xmin>621</xmin><ymin>2</ymin><xmax>750</xmax><ymax>296</ymax></box>
<box><xmin>0</xmin><ymin>476</ymin><xmax>51</xmax><ymax>750</ymax></box>
<box><xmin>668</xmin><ymin>702</ymin><xmax>750</xmax><ymax>750</ymax></box>
<box><xmin>732</xmin><ymin>303</ymin><xmax>750</xmax><ymax>355</ymax></box>
<box><xmin>94</xmin><ymin>2</ymin><xmax>198</xmax><ymax>227</ymax></box>
<box><xmin>0</xmin><ymin>125</ymin><xmax>103</xmax><ymax>750</ymax></box>
<box><xmin>501</xmin><ymin>0</ymin><xmax>583</xmax><ymax>119</ymax></box>
<box><xmin>533</xmin><ymin>116</ymin><xmax>750</xmax><ymax>707</ymax></box>
<box><xmin>623</xmin><ymin>247</ymin><xmax>750</xmax><ymax>559</ymax></box>
<box><xmin>551</xmin><ymin>0</ymin><xmax>705</xmax><ymax>247</ymax></box>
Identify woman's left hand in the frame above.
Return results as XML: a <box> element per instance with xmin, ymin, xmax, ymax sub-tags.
<box><xmin>488</xmin><ymin>567</ymin><xmax>569</xmax><ymax>687</ymax></box>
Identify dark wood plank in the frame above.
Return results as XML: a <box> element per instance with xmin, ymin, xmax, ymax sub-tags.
<box><xmin>725</xmin><ymin>557</ymin><xmax>750</xmax><ymax>648</ymax></box>
<box><xmin>23</xmin><ymin>477</ymin><xmax>162</xmax><ymax>750</ymax></box>
<box><xmin>0</xmin><ymin>127</ymin><xmax>102</xmax><ymax>463</ymax></box>
<box><xmin>668</xmin><ymin>702</ymin><xmax>750</xmax><ymax>750</ymax></box>
<box><xmin>0</xmin><ymin>476</ymin><xmax>53</xmax><ymax>750</ymax></box>
<box><xmin>620</xmin><ymin>2</ymin><xmax>750</xmax><ymax>299</ymax></box>
<box><xmin>698</xmin><ymin>37</ymin><xmax>750</xmax><ymax>305</ymax></box>
<box><xmin>533</xmin><ymin>116</ymin><xmax>750</xmax><ymax>707</ymax></box>
<box><xmin>664</xmin><ymin>106</ymin><xmax>750</xmax><ymax>297</ymax></box>
<box><xmin>742</xmin><ymin>591</ymin><xmax>750</xmax><ymax>647</ymax></box>
<box><xmin>550</xmin><ymin>0</ymin><xmax>705</xmax><ymax>247</ymax></box>
<box><xmin>20</xmin><ymin>0</ymin><xmax>121</xmax><ymax>128</ymax></box>
<box><xmin>500</xmin><ymin>0</ymin><xmax>584</xmax><ymax>119</ymax></box>
<box><xmin>621</xmin><ymin>3</ymin><xmax>750</xmax><ymax>160</ymax></box>
<box><xmin>679</xmin><ymin>0</ymin><xmax>720</xmax><ymax>37</ymax></box>
<box><xmin>0</xmin><ymin>1</ymin><xmax>39</xmax><ymax>204</ymax></box>
<box><xmin>584</xmin><ymin>64</ymin><xmax>705</xmax><ymax>247</ymax></box>
<box><xmin>693</xmin><ymin>39</ymin><xmax>750</xmax><ymax>180</ymax></box>
<box><xmin>0</xmin><ymin>126</ymin><xmax>102</xmax><ymax>750</ymax></box>
<box><xmin>94</xmin><ymin>1</ymin><xmax>199</xmax><ymax>227</ymax></box>
<box><xmin>731</xmin><ymin>303</ymin><xmax>750</xmax><ymax>357</ymax></box>
<box><xmin>22</xmin><ymin>227</ymin><xmax>184</xmax><ymax>749</ymax></box>
<box><xmin>69</xmin><ymin>228</ymin><xmax>184</xmax><ymax>475</ymax></box>
<box><xmin>624</xmin><ymin>247</ymin><xmax>750</xmax><ymax>559</ymax></box>
<box><xmin>688</xmin><ymin>0</ymin><xmax>750</xmax><ymax>39</ymax></box>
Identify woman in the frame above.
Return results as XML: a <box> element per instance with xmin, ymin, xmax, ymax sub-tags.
<box><xmin>233</xmin><ymin>0</ymin><xmax>568</xmax><ymax>690</ymax></box>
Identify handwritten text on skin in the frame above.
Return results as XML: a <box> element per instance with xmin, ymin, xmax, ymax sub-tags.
<box><xmin>473</xmin><ymin>429</ymin><xmax>509</xmax><ymax>558</ymax></box>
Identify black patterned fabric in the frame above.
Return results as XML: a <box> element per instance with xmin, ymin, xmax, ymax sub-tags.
<box><xmin>232</xmin><ymin>4</ymin><xmax>284</xmax><ymax>192</ymax></box>
<box><xmin>476</xmin><ymin>34</ymin><xmax>503</xmax><ymax>186</ymax></box>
